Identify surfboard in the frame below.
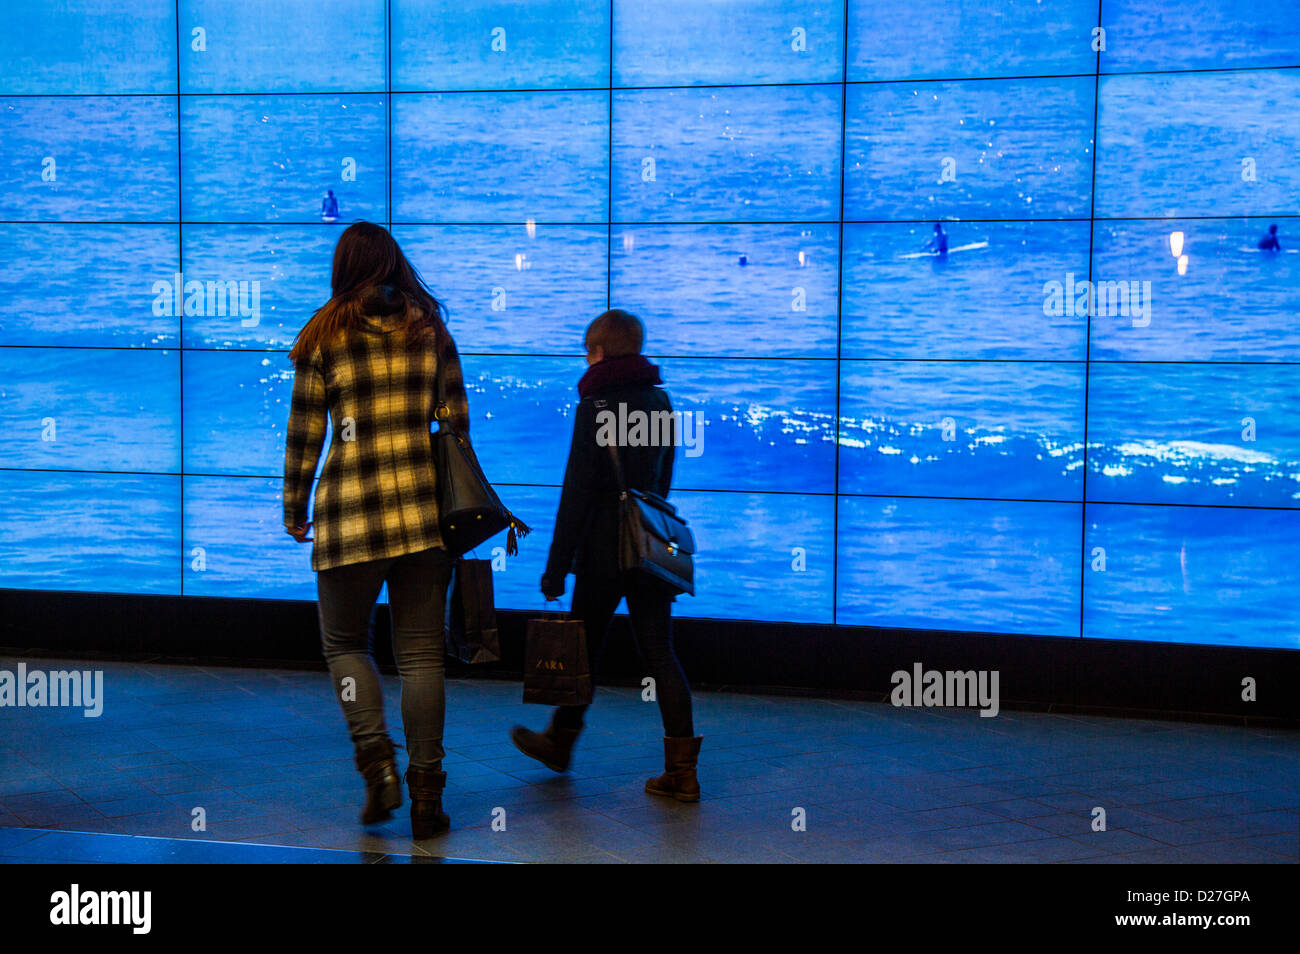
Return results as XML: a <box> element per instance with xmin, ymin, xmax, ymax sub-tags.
<box><xmin>897</xmin><ymin>240</ymin><xmax>989</xmax><ymax>260</ymax></box>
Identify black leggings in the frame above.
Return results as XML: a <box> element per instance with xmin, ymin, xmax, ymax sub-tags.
<box><xmin>553</xmin><ymin>571</ymin><xmax>694</xmax><ymax>738</ymax></box>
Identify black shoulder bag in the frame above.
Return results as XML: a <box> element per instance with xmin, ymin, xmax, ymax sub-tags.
<box><xmin>605</xmin><ymin>442</ymin><xmax>695</xmax><ymax>596</ymax></box>
<box><xmin>431</xmin><ymin>351</ymin><xmax>530</xmax><ymax>557</ymax></box>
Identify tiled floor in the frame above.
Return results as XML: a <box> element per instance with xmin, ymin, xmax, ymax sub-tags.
<box><xmin>1</xmin><ymin>657</ymin><xmax>1295</xmax><ymax>864</ymax></box>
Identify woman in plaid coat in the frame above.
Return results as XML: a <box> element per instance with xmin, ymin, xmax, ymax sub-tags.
<box><xmin>282</xmin><ymin>221</ymin><xmax>469</xmax><ymax>839</ymax></box>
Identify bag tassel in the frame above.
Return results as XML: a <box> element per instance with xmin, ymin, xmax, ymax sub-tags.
<box><xmin>505</xmin><ymin>515</ymin><xmax>531</xmax><ymax>557</ymax></box>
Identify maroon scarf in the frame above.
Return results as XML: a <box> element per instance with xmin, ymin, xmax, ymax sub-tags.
<box><xmin>577</xmin><ymin>354</ymin><xmax>663</xmax><ymax>399</ymax></box>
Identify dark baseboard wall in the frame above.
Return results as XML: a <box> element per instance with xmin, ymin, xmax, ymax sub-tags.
<box><xmin>1</xmin><ymin>589</ymin><xmax>1296</xmax><ymax>727</ymax></box>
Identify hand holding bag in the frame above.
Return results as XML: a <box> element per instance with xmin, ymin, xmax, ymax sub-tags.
<box><xmin>522</xmin><ymin>610</ymin><xmax>593</xmax><ymax>706</ymax></box>
<box><xmin>606</xmin><ymin>443</ymin><xmax>695</xmax><ymax>596</ymax></box>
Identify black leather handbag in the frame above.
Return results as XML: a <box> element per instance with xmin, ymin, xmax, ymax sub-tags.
<box><xmin>606</xmin><ymin>443</ymin><xmax>695</xmax><ymax>596</ymax></box>
<box><xmin>432</xmin><ymin>356</ymin><xmax>529</xmax><ymax>557</ymax></box>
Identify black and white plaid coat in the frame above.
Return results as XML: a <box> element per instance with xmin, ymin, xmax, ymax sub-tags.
<box><xmin>282</xmin><ymin>285</ymin><xmax>471</xmax><ymax>572</ymax></box>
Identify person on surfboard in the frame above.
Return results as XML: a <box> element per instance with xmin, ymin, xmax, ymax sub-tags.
<box><xmin>923</xmin><ymin>222</ymin><xmax>949</xmax><ymax>258</ymax></box>
<box><xmin>321</xmin><ymin>189</ymin><xmax>340</xmax><ymax>223</ymax></box>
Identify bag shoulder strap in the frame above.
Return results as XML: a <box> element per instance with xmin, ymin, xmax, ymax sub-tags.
<box><xmin>433</xmin><ymin>336</ymin><xmax>453</xmax><ymax>432</ymax></box>
<box><xmin>433</xmin><ymin>336</ymin><xmax>532</xmax><ymax>552</ymax></box>
<box><xmin>604</xmin><ymin>440</ymin><xmax>628</xmax><ymax>498</ymax></box>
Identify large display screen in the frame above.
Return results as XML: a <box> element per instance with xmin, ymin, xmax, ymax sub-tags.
<box><xmin>1</xmin><ymin>1</ymin><xmax>1297</xmax><ymax>649</ymax></box>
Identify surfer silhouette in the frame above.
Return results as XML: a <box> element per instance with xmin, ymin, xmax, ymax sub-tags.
<box><xmin>321</xmin><ymin>189</ymin><xmax>339</xmax><ymax>222</ymax></box>
<box><xmin>897</xmin><ymin>228</ymin><xmax>986</xmax><ymax>262</ymax></box>
<box><xmin>1258</xmin><ymin>224</ymin><xmax>1280</xmax><ymax>252</ymax></box>
<box><xmin>923</xmin><ymin>223</ymin><xmax>949</xmax><ymax>258</ymax></box>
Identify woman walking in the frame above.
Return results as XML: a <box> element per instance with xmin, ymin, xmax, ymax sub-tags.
<box><xmin>510</xmin><ymin>309</ymin><xmax>702</xmax><ymax>800</ymax></box>
<box><xmin>282</xmin><ymin>221</ymin><xmax>469</xmax><ymax>838</ymax></box>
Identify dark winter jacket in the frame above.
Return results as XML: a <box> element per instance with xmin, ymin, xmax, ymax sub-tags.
<box><xmin>543</xmin><ymin>356</ymin><xmax>675</xmax><ymax>586</ymax></box>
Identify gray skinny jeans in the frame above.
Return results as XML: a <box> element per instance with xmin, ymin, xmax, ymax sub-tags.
<box><xmin>316</xmin><ymin>545</ymin><xmax>455</xmax><ymax>772</ymax></box>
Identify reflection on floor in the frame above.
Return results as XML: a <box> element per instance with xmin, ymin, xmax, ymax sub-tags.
<box><xmin>1</xmin><ymin>658</ymin><xmax>1295</xmax><ymax>864</ymax></box>
<box><xmin>0</xmin><ymin>826</ymin><xmax>493</xmax><ymax>863</ymax></box>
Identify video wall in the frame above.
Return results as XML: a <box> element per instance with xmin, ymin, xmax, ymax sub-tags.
<box><xmin>1</xmin><ymin>1</ymin><xmax>1297</xmax><ymax>649</ymax></box>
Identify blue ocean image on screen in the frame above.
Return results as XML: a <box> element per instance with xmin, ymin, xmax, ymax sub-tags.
<box><xmin>395</xmin><ymin>224</ymin><xmax>608</xmax><ymax>354</ymax></box>
<box><xmin>184</xmin><ymin>350</ymin><xmax>300</xmax><ymax>478</ymax></box>
<box><xmin>0</xmin><ymin>224</ymin><xmax>179</xmax><ymax>348</ymax></box>
<box><xmin>0</xmin><ymin>0</ymin><xmax>175</xmax><ymax>95</ymax></box>
<box><xmin>840</xmin><ymin>221</ymin><xmax>1091</xmax><ymax>360</ymax></box>
<box><xmin>465</xmin><ymin>484</ymin><xmax>559</xmax><ymax>612</ymax></box>
<box><xmin>2</xmin><ymin>1</ymin><xmax>1297</xmax><ymax>651</ymax></box>
<box><xmin>1089</xmin><ymin>218</ymin><xmax>1300</xmax><ymax>362</ymax></box>
<box><xmin>182</xmin><ymin>225</ymin><xmax>346</xmax><ymax>349</ymax></box>
<box><xmin>614</xmin><ymin>0</ymin><xmax>844</xmax><ymax>87</ymax></box>
<box><xmin>1095</xmin><ymin>71</ymin><xmax>1300</xmax><ymax>219</ymax></box>
<box><xmin>393</xmin><ymin>0</ymin><xmax>609</xmax><ymax>91</ymax></box>
<box><xmin>393</xmin><ymin>91</ymin><xmax>608</xmax><ymax>223</ymax></box>
<box><xmin>837</xmin><ymin>496</ymin><xmax>1081</xmax><ymax>637</ymax></box>
<box><xmin>0</xmin><ymin>96</ymin><xmax>178</xmax><ymax>221</ymax></box>
<box><xmin>1084</xmin><ymin>503</ymin><xmax>1300</xmax><ymax>650</ymax></box>
<box><xmin>837</xmin><ymin>361</ymin><xmax>1086</xmax><ymax>500</ymax></box>
<box><xmin>847</xmin><ymin>0</ymin><xmax>1097</xmax><ymax>81</ymax></box>
<box><xmin>612</xmin><ymin>85</ymin><xmax>842</xmax><ymax>222</ymax></box>
<box><xmin>0</xmin><ymin>472</ymin><xmax>180</xmax><ymax>595</ymax></box>
<box><xmin>675</xmin><ymin>490</ymin><xmax>835</xmax><ymax>624</ymax></box>
<box><xmin>1101</xmin><ymin>0</ymin><xmax>1300</xmax><ymax>73</ymax></box>
<box><xmin>184</xmin><ymin>475</ymin><xmax>316</xmax><ymax>601</ymax></box>
<box><xmin>1086</xmin><ymin>364</ymin><xmax>1300</xmax><ymax>508</ymax></box>
<box><xmin>180</xmin><ymin>0</ymin><xmax>387</xmax><ymax>94</ymax></box>
<box><xmin>843</xmin><ymin>77</ymin><xmax>1095</xmax><ymax>221</ymax></box>
<box><xmin>611</xmin><ymin>224</ymin><xmax>840</xmax><ymax>358</ymax></box>
<box><xmin>0</xmin><ymin>348</ymin><xmax>179</xmax><ymax>473</ymax></box>
<box><xmin>181</xmin><ymin>95</ymin><xmax>387</xmax><ymax>223</ymax></box>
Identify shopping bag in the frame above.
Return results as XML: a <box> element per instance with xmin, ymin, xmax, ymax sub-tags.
<box><xmin>522</xmin><ymin>614</ymin><xmax>592</xmax><ymax>706</ymax></box>
<box><xmin>444</xmin><ymin>558</ymin><xmax>500</xmax><ymax>664</ymax></box>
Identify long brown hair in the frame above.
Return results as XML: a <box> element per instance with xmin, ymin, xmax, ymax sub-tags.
<box><xmin>288</xmin><ymin>221</ymin><xmax>449</xmax><ymax>364</ymax></box>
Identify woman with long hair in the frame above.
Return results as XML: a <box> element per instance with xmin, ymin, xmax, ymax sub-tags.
<box><xmin>282</xmin><ymin>221</ymin><xmax>469</xmax><ymax>839</ymax></box>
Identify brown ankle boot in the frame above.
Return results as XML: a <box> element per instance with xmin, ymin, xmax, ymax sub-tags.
<box><xmin>645</xmin><ymin>736</ymin><xmax>703</xmax><ymax>802</ymax></box>
<box><xmin>354</xmin><ymin>736</ymin><xmax>402</xmax><ymax>825</ymax></box>
<box><xmin>406</xmin><ymin>766</ymin><xmax>450</xmax><ymax>839</ymax></box>
<box><xmin>509</xmin><ymin>711</ymin><xmax>582</xmax><ymax>773</ymax></box>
